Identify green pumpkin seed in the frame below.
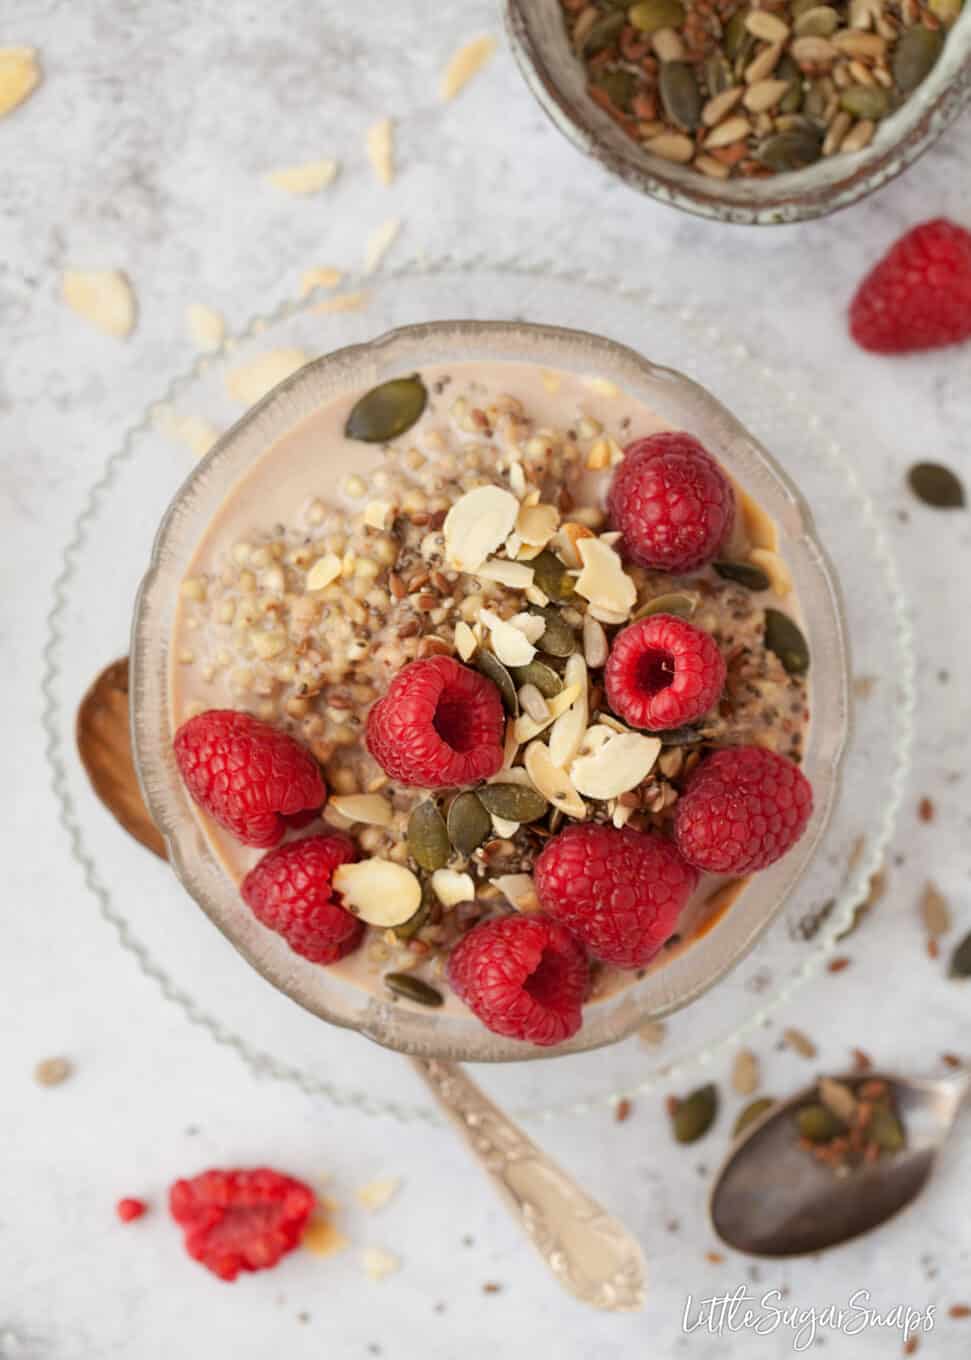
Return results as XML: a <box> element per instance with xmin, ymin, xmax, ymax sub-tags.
<box><xmin>756</xmin><ymin>128</ymin><xmax>822</xmax><ymax>171</ymax></box>
<box><xmin>476</xmin><ymin>783</ymin><xmax>549</xmax><ymax>823</ymax></box>
<box><xmin>660</xmin><ymin>62</ymin><xmax>702</xmax><ymax>130</ymax></box>
<box><xmin>803</xmin><ymin>81</ymin><xmax>829</xmax><ymax>121</ymax></box>
<box><xmin>928</xmin><ymin>0</ymin><xmax>962</xmax><ymax>21</ymax></box>
<box><xmin>776</xmin><ymin>56</ymin><xmax>804</xmax><ymax>112</ymax></box>
<box><xmin>908</xmin><ymin>462</ymin><xmax>965</xmax><ymax>509</ymax></box>
<box><xmin>796</xmin><ymin>1103</ymin><xmax>844</xmax><ymax>1142</ymax></box>
<box><xmin>764</xmin><ymin>608</ymin><xmax>810</xmax><ymax>675</ymax></box>
<box><xmin>474</xmin><ymin>649</ymin><xmax>519</xmax><ymax>715</ymax></box>
<box><xmin>581</xmin><ymin>10</ymin><xmax>625</xmax><ymax>55</ymax></box>
<box><xmin>345</xmin><ymin>375</ymin><xmax>427</xmax><ymax>443</ymax></box>
<box><xmin>510</xmin><ymin>660</ymin><xmax>563</xmax><ymax>699</ymax></box>
<box><xmin>840</xmin><ymin>84</ymin><xmax>890</xmax><ymax>119</ymax></box>
<box><xmin>723</xmin><ymin>10</ymin><xmax>750</xmax><ymax>57</ymax></box>
<box><xmin>869</xmin><ymin>1107</ymin><xmax>905</xmax><ymax>1152</ymax></box>
<box><xmin>655</xmin><ymin>724</ymin><xmax>705</xmax><ymax>746</ymax></box>
<box><xmin>733</xmin><ymin>31</ymin><xmax>757</xmax><ymax>78</ymax></box>
<box><xmin>704</xmin><ymin>51</ymin><xmax>733</xmax><ymax>96</ymax></box>
<box><xmin>733</xmin><ymin>1096</ymin><xmax>777</xmax><ymax>1138</ymax></box>
<box><xmin>672</xmin><ymin>1083</ymin><xmax>718</xmax><ymax>1143</ymax></box>
<box><xmin>384</xmin><ymin>973</ymin><xmax>444</xmax><ymax>1007</ymax></box>
<box><xmin>394</xmin><ymin>895</ymin><xmax>431</xmax><ymax>941</ymax></box>
<box><xmin>531</xmin><ymin>549</ymin><xmax>576</xmax><ymax>603</ymax></box>
<box><xmin>594</xmin><ymin>69</ymin><xmax>636</xmax><ymax>111</ymax></box>
<box><xmin>629</xmin><ymin>0</ymin><xmax>685</xmax><ymax>34</ymax></box>
<box><xmin>893</xmin><ymin>25</ymin><xmax>944</xmax><ymax>93</ymax></box>
<box><xmin>713</xmin><ymin>560</ymin><xmax>771</xmax><ymax>591</ymax></box>
<box><xmin>633</xmin><ymin>591</ymin><xmax>698</xmax><ymax>621</ymax></box>
<box><xmin>794</xmin><ymin>4</ymin><xmax>840</xmax><ymax>35</ymax></box>
<box><xmin>533</xmin><ymin>607</ymin><xmax>576</xmax><ymax>658</ymax></box>
<box><xmin>447</xmin><ymin>791</ymin><xmax>492</xmax><ymax>856</ymax></box>
<box><xmin>949</xmin><ymin>930</ymin><xmax>971</xmax><ymax>979</ymax></box>
<box><xmin>407</xmin><ymin>800</ymin><xmax>450</xmax><ymax>872</ymax></box>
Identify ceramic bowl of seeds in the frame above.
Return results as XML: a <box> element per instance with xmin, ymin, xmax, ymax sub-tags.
<box><xmin>506</xmin><ymin>0</ymin><xmax>971</xmax><ymax>223</ymax></box>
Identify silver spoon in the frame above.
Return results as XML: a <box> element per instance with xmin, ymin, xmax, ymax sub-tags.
<box><xmin>78</xmin><ymin>659</ymin><xmax>646</xmax><ymax>1310</ymax></box>
<box><xmin>710</xmin><ymin>1068</ymin><xmax>970</xmax><ymax>1257</ymax></box>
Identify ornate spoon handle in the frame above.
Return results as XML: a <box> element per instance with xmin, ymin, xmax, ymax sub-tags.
<box><xmin>411</xmin><ymin>1057</ymin><xmax>646</xmax><ymax>1311</ymax></box>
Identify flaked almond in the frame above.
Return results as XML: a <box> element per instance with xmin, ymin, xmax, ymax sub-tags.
<box><xmin>250</xmin><ymin>629</ymin><xmax>287</xmax><ymax>659</ymax></box>
<box><xmin>305</xmin><ymin>552</ymin><xmax>343</xmax><ymax>592</ymax></box>
<box><xmin>303</xmin><ymin>1217</ymin><xmax>350</xmax><ymax>1258</ymax></box>
<box><xmin>313</xmin><ymin>290</ymin><xmax>369</xmax><ymax>315</ymax></box>
<box><xmin>364</xmin><ymin>217</ymin><xmax>401</xmax><ymax>275</ymax></box>
<box><xmin>0</xmin><ymin>47</ymin><xmax>41</xmax><ymax>118</ymax></box>
<box><xmin>570</xmin><ymin>731</ymin><xmax>661</xmax><ymax>800</ymax></box>
<box><xmin>514</xmin><ymin>681</ymin><xmax>582</xmax><ymax>744</ymax></box>
<box><xmin>575</xmin><ymin>537</ymin><xmax>636</xmax><ymax>618</ymax></box>
<box><xmin>494</xmin><ymin>873</ymin><xmax>540</xmax><ymax>913</ymax></box>
<box><xmin>702</xmin><ymin>85</ymin><xmax>745</xmax><ymax>126</ymax></box>
<box><xmin>364</xmin><ymin>500</ymin><xmax>395</xmax><ymax>531</ymax></box>
<box><xmin>524</xmin><ymin>742</ymin><xmax>587</xmax><ymax>820</ymax></box>
<box><xmin>480</xmin><ymin>609</ymin><xmax>544</xmax><ymax>668</ymax></box>
<box><xmin>706</xmin><ymin>115</ymin><xmax>752</xmax><ymax>148</ymax></box>
<box><xmin>431</xmin><ymin>868</ymin><xmax>475</xmax><ymax>908</ymax></box>
<box><xmin>557</xmin><ymin>521</ymin><xmax>596</xmax><ymax>569</ymax></box>
<box><xmin>330</xmin><ymin>794</ymin><xmax>392</xmax><ymax>827</ymax></box>
<box><xmin>548</xmin><ymin>653</ymin><xmax>589</xmax><ymax>768</ymax></box>
<box><xmin>586</xmin><ymin>436</ymin><xmax>622</xmax><ymax>470</ymax></box>
<box><xmin>516</xmin><ymin>502</ymin><xmax>560</xmax><ymax>547</ymax></box>
<box><xmin>749</xmin><ymin>547</ymin><xmax>792</xmax><ymax>597</ymax></box>
<box><xmin>226</xmin><ymin>348</ymin><xmax>308</xmax><ymax>404</ymax></box>
<box><xmin>356</xmin><ymin>1177</ymin><xmax>401</xmax><ymax>1212</ymax></box>
<box><xmin>476</xmin><ymin>558</ymin><xmax>535</xmax><ymax>589</ymax></box>
<box><xmin>490</xmin><ymin>813</ymin><xmax>519</xmax><ymax>838</ymax></box>
<box><xmin>454</xmin><ymin>620</ymin><xmax>477</xmax><ymax>662</ymax></box>
<box><xmin>154</xmin><ymin>407</ymin><xmax>221</xmax><ymax>459</ymax></box>
<box><xmin>185</xmin><ymin>302</ymin><xmax>225</xmax><ymax>351</ymax></box>
<box><xmin>361</xmin><ymin>1246</ymin><xmax>400</xmax><ymax>1281</ymax></box>
<box><xmin>62</xmin><ymin>269</ymin><xmax>136</xmax><ymax>338</ymax></box>
<box><xmin>367</xmin><ymin>117</ymin><xmax>395</xmax><ymax>185</ymax></box>
<box><xmin>300</xmin><ymin>266</ymin><xmax>344</xmax><ymax>296</ymax></box>
<box><xmin>444</xmin><ymin>485</ymin><xmax>519</xmax><ymax>571</ymax></box>
<box><xmin>440</xmin><ymin>35</ymin><xmax>496</xmax><ymax>100</ymax></box>
<box><xmin>333</xmin><ymin>859</ymin><xmax>421</xmax><ymax>927</ymax></box>
<box><xmin>266</xmin><ymin>159</ymin><xmax>339</xmax><ymax>194</ymax></box>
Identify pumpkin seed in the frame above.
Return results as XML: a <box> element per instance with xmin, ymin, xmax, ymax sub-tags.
<box><xmin>532</xmin><ymin>606</ymin><xmax>576</xmax><ymax>658</ymax></box>
<box><xmin>655</xmin><ymin>723</ymin><xmax>705</xmax><ymax>746</ymax></box>
<box><xmin>475</xmin><ymin>648</ymin><xmax>519</xmax><ymax>715</ymax></box>
<box><xmin>713</xmin><ymin>560</ymin><xmax>771</xmax><ymax>590</ymax></box>
<box><xmin>796</xmin><ymin>1103</ymin><xmax>844</xmax><ymax>1141</ymax></box>
<box><xmin>633</xmin><ymin>591</ymin><xmax>698</xmax><ymax>621</ymax></box>
<box><xmin>792</xmin><ymin>0</ymin><xmax>825</xmax><ymax>16</ymax></box>
<box><xmin>345</xmin><ymin>375</ymin><xmax>427</xmax><ymax>443</ymax></box>
<box><xmin>394</xmin><ymin>894</ymin><xmax>431</xmax><ymax>940</ymax></box>
<box><xmin>581</xmin><ymin>10</ymin><xmax>625</xmax><ymax>55</ymax></box>
<box><xmin>840</xmin><ymin>84</ymin><xmax>890</xmax><ymax>118</ymax></box>
<box><xmin>756</xmin><ymin>127</ymin><xmax>822</xmax><ymax>171</ymax></box>
<box><xmin>629</xmin><ymin>0</ymin><xmax>686</xmax><ymax>35</ymax></box>
<box><xmin>476</xmin><ymin>783</ymin><xmax>549</xmax><ymax>823</ymax></box>
<box><xmin>407</xmin><ymin>800</ymin><xmax>450</xmax><ymax>872</ymax></box>
<box><xmin>733</xmin><ymin>1096</ymin><xmax>776</xmax><ymax>1137</ymax></box>
<box><xmin>869</xmin><ymin>1107</ymin><xmax>905</xmax><ymax>1152</ymax></box>
<box><xmin>776</xmin><ymin>55</ymin><xmax>804</xmax><ymax>112</ymax></box>
<box><xmin>531</xmin><ymin>548</ymin><xmax>576</xmax><ymax>603</ymax></box>
<box><xmin>660</xmin><ymin>62</ymin><xmax>702</xmax><ymax>130</ymax></box>
<box><xmin>594</xmin><ymin>69</ymin><xmax>636</xmax><ymax>111</ymax></box>
<box><xmin>804</xmin><ymin>81</ymin><xmax>830</xmax><ymax>120</ymax></box>
<box><xmin>447</xmin><ymin>791</ymin><xmax>492</xmax><ymax>856</ymax></box>
<box><xmin>511</xmin><ymin>659</ymin><xmax>563</xmax><ymax>699</ymax></box>
<box><xmin>672</xmin><ymin>1084</ymin><xmax>718</xmax><ymax>1143</ymax></box>
<box><xmin>704</xmin><ymin>50</ymin><xmax>733</xmax><ymax>95</ymax></box>
<box><xmin>907</xmin><ymin>462</ymin><xmax>965</xmax><ymax>509</ymax></box>
<box><xmin>764</xmin><ymin>608</ymin><xmax>810</xmax><ymax>675</ymax></box>
<box><xmin>949</xmin><ymin>930</ymin><xmax>971</xmax><ymax>979</ymax></box>
<box><xmin>384</xmin><ymin>973</ymin><xmax>444</xmax><ymax>1007</ymax></box>
<box><xmin>893</xmin><ymin>25</ymin><xmax>944</xmax><ymax>93</ymax></box>
<box><xmin>723</xmin><ymin>10</ymin><xmax>751</xmax><ymax>57</ymax></box>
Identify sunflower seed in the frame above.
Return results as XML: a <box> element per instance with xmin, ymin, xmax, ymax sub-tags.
<box><xmin>920</xmin><ymin>882</ymin><xmax>952</xmax><ymax>938</ymax></box>
<box><xmin>732</xmin><ymin>1049</ymin><xmax>761</xmax><ymax>1095</ymax></box>
<box><xmin>783</xmin><ymin>1026</ymin><xmax>818</xmax><ymax>1058</ymax></box>
<box><xmin>510</xmin><ymin>660</ymin><xmax>563</xmax><ymax>699</ymax></box>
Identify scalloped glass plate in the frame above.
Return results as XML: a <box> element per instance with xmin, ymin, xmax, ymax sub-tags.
<box><xmin>42</xmin><ymin>260</ymin><xmax>912</xmax><ymax>1123</ymax></box>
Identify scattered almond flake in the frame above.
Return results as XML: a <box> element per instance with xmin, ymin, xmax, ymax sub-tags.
<box><xmin>266</xmin><ymin>158</ymin><xmax>339</xmax><ymax>195</ymax></box>
<box><xmin>330</xmin><ymin>794</ymin><xmax>392</xmax><ymax>827</ymax></box>
<box><xmin>431</xmin><ymin>868</ymin><xmax>475</xmax><ymax>909</ymax></box>
<box><xmin>638</xmin><ymin>1020</ymin><xmax>667</xmax><ymax>1047</ymax></box>
<box><xmin>513</xmin><ymin>681</ymin><xmax>581</xmax><ymax>744</ymax></box>
<box><xmin>302</xmin><ymin>1216</ymin><xmax>350</xmax><ymax>1258</ymax></box>
<box><xmin>440</xmin><ymin>35</ymin><xmax>497</xmax><ymax>101</ymax></box>
<box><xmin>920</xmin><ymin>882</ymin><xmax>952</xmax><ymax>938</ymax></box>
<box><xmin>34</xmin><ymin>1056</ymin><xmax>72</xmax><ymax>1087</ymax></box>
<box><xmin>332</xmin><ymin>860</ymin><xmax>421</xmax><ymax>927</ymax></box>
<box><xmin>548</xmin><ymin>654</ymin><xmax>589</xmax><ymax>768</ymax></box>
<box><xmin>356</xmin><ymin>1177</ymin><xmax>401</xmax><ymax>1212</ymax></box>
<box><xmin>583</xmin><ymin>376</ymin><xmax>620</xmax><ymax>398</ymax></box>
<box><xmin>570</xmin><ymin>731</ymin><xmax>661</xmax><ymax>800</ymax></box>
<box><xmin>749</xmin><ymin>547</ymin><xmax>792</xmax><ymax>598</ymax></box>
<box><xmin>300</xmin><ymin>266</ymin><xmax>344</xmax><ymax>296</ymax></box>
<box><xmin>0</xmin><ymin>46</ymin><xmax>41</xmax><ymax>118</ymax></box>
<box><xmin>524</xmin><ymin>585</ymin><xmax>549</xmax><ymax>607</ymax></box>
<box><xmin>305</xmin><ymin>552</ymin><xmax>343</xmax><ymax>592</ymax></box>
<box><xmin>555</xmin><ymin>522</ymin><xmax>595</xmax><ymax>570</ymax></box>
<box><xmin>364</xmin><ymin>217</ymin><xmax>400</xmax><ymax>275</ymax></box>
<box><xmin>731</xmin><ymin>1049</ymin><xmax>760</xmax><ymax>1096</ymax></box>
<box><xmin>362</xmin><ymin>1246</ymin><xmax>400</xmax><ymax>1281</ymax></box>
<box><xmin>154</xmin><ymin>407</ymin><xmax>221</xmax><ymax>459</ymax></box>
<box><xmin>479</xmin><ymin>609</ymin><xmax>544</xmax><ymax>668</ymax></box>
<box><xmin>575</xmin><ymin>537</ymin><xmax>636</xmax><ymax>618</ymax></box>
<box><xmin>476</xmin><ymin>558</ymin><xmax>535</xmax><ymax>589</ymax></box>
<box><xmin>313</xmin><ymin>290</ymin><xmax>370</xmax><ymax>315</ymax></box>
<box><xmin>516</xmin><ymin>503</ymin><xmax>560</xmax><ymax>547</ymax></box>
<box><xmin>62</xmin><ymin>269</ymin><xmax>136</xmax><ymax>338</ymax></box>
<box><xmin>586</xmin><ymin>436</ymin><xmax>622</xmax><ymax>471</ymax></box>
<box><xmin>600</xmin><ymin>531</ymin><xmax>622</xmax><ymax>547</ymax></box>
<box><xmin>444</xmin><ymin>485</ymin><xmax>519</xmax><ymax>571</ymax></box>
<box><xmin>525</xmin><ymin>742</ymin><xmax>586</xmax><ymax>820</ymax></box>
<box><xmin>495</xmin><ymin>873</ymin><xmax>540</xmax><ymax>913</ymax></box>
<box><xmin>364</xmin><ymin>500</ymin><xmax>395</xmax><ymax>531</ymax></box>
<box><xmin>366</xmin><ymin>117</ymin><xmax>395</xmax><ymax>185</ymax></box>
<box><xmin>454</xmin><ymin>620</ymin><xmax>477</xmax><ymax>662</ymax></box>
<box><xmin>612</xmin><ymin>803</ymin><xmax>634</xmax><ymax>828</ymax></box>
<box><xmin>322</xmin><ymin>804</ymin><xmax>353</xmax><ymax>831</ymax></box>
<box><xmin>491</xmin><ymin>814</ymin><xmax>520</xmax><ymax>839</ymax></box>
<box><xmin>783</xmin><ymin>1027</ymin><xmax>817</xmax><ymax>1059</ymax></box>
<box><xmin>185</xmin><ymin>302</ymin><xmax>225</xmax><ymax>352</ymax></box>
<box><xmin>226</xmin><ymin>348</ymin><xmax>308</xmax><ymax>404</ymax></box>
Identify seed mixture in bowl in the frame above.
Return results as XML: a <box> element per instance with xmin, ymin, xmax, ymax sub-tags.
<box><xmin>171</xmin><ymin>360</ymin><xmax>812</xmax><ymax>1045</ymax></box>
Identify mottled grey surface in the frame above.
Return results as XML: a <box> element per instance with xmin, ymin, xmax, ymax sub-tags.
<box><xmin>2</xmin><ymin>2</ymin><xmax>970</xmax><ymax>1356</ymax></box>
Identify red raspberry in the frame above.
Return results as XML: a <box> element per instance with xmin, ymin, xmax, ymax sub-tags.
<box><xmin>241</xmin><ymin>834</ymin><xmax>363</xmax><ymax>965</ymax></box>
<box><xmin>607</xmin><ymin>432</ymin><xmax>735</xmax><ymax>572</ymax></box>
<box><xmin>174</xmin><ymin>710</ymin><xmax>326</xmax><ymax>848</ymax></box>
<box><xmin>447</xmin><ymin>915</ymin><xmax>588</xmax><ymax>1047</ymax></box>
<box><xmin>116</xmin><ymin>1197</ymin><xmax>147</xmax><ymax>1223</ymax></box>
<box><xmin>534</xmin><ymin>824</ymin><xmax>698</xmax><ymax>969</ymax></box>
<box><xmin>674</xmin><ymin>745</ymin><xmax>813</xmax><ymax>875</ymax></box>
<box><xmin>849</xmin><ymin>218</ymin><xmax>971</xmax><ymax>355</ymax></box>
<box><xmin>604</xmin><ymin>614</ymin><xmax>726</xmax><ymax>731</ymax></box>
<box><xmin>366</xmin><ymin>656</ymin><xmax>505</xmax><ymax>789</ymax></box>
<box><xmin>169</xmin><ymin>1168</ymin><xmax>315</xmax><ymax>1282</ymax></box>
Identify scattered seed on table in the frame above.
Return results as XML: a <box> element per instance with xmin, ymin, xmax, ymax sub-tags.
<box><xmin>34</xmin><ymin>1056</ymin><xmax>72</xmax><ymax>1087</ymax></box>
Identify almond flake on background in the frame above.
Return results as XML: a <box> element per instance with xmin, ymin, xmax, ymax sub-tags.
<box><xmin>479</xmin><ymin>610</ymin><xmax>544</xmax><ymax>668</ymax></box>
<box><xmin>225</xmin><ymin>348</ymin><xmax>308</xmax><ymax>404</ymax></box>
<box><xmin>266</xmin><ymin>158</ymin><xmax>339</xmax><ymax>195</ymax></box>
<box><xmin>444</xmin><ymin>485</ymin><xmax>519</xmax><ymax>571</ymax></box>
<box><xmin>574</xmin><ymin>537</ymin><xmax>636</xmax><ymax>618</ymax></box>
<box><xmin>570</xmin><ymin>731</ymin><xmax>660</xmax><ymax>800</ymax></box>
<box><xmin>185</xmin><ymin>302</ymin><xmax>225</xmax><ymax>352</ymax></box>
<box><xmin>302</xmin><ymin>1216</ymin><xmax>350</xmax><ymax>1258</ymax></box>
<box><xmin>516</xmin><ymin>502</ymin><xmax>560</xmax><ymax>547</ymax></box>
<box><xmin>524</xmin><ymin>742</ymin><xmax>586</xmax><ymax>820</ymax></box>
<box><xmin>362</xmin><ymin>1247</ymin><xmax>400</xmax><ymax>1281</ymax></box>
<box><xmin>156</xmin><ymin>410</ymin><xmax>221</xmax><ymax>459</ymax></box>
<box><xmin>495</xmin><ymin>873</ymin><xmax>540</xmax><ymax>913</ymax></box>
<box><xmin>454</xmin><ymin>620</ymin><xmax>477</xmax><ymax>661</ymax></box>
<box><xmin>332</xmin><ymin>859</ymin><xmax>421</xmax><ymax>927</ymax></box>
<box><xmin>305</xmin><ymin>552</ymin><xmax>342</xmax><ymax>592</ymax></box>
<box><xmin>548</xmin><ymin>654</ymin><xmax>589</xmax><ymax>768</ymax></box>
<box><xmin>513</xmin><ymin>681</ymin><xmax>582</xmax><ymax>745</ymax></box>
<box><xmin>440</xmin><ymin>35</ymin><xmax>497</xmax><ymax>101</ymax></box>
<box><xmin>0</xmin><ymin>47</ymin><xmax>41</xmax><ymax>119</ymax></box>
<box><xmin>431</xmin><ymin>868</ymin><xmax>475</xmax><ymax>909</ymax></box>
<box><xmin>367</xmin><ymin>117</ymin><xmax>395</xmax><ymax>185</ymax></box>
<box><xmin>476</xmin><ymin>558</ymin><xmax>534</xmax><ymax>589</ymax></box>
<box><xmin>491</xmin><ymin>813</ymin><xmax>520</xmax><ymax>838</ymax></box>
<box><xmin>329</xmin><ymin>794</ymin><xmax>392</xmax><ymax>827</ymax></box>
<box><xmin>364</xmin><ymin>217</ymin><xmax>401</xmax><ymax>275</ymax></box>
<box><xmin>61</xmin><ymin>270</ymin><xmax>136</xmax><ymax>338</ymax></box>
<box><xmin>300</xmin><ymin>267</ymin><xmax>345</xmax><ymax>296</ymax></box>
<box><xmin>356</xmin><ymin>1177</ymin><xmax>401</xmax><ymax>1212</ymax></box>
<box><xmin>313</xmin><ymin>290</ymin><xmax>370</xmax><ymax>315</ymax></box>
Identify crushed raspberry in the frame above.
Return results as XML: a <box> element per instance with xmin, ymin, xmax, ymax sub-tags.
<box><xmin>241</xmin><ymin>834</ymin><xmax>363</xmax><ymax>965</ymax></box>
<box><xmin>607</xmin><ymin>432</ymin><xmax>735</xmax><ymax>573</ymax></box>
<box><xmin>169</xmin><ymin>1168</ymin><xmax>315</xmax><ymax>1282</ymax></box>
<box><xmin>674</xmin><ymin>745</ymin><xmax>813</xmax><ymax>875</ymax></box>
<box><xmin>447</xmin><ymin>915</ymin><xmax>588</xmax><ymax>1046</ymax></box>
<box><xmin>604</xmin><ymin>614</ymin><xmax>726</xmax><ymax>731</ymax></box>
<box><xmin>849</xmin><ymin>218</ymin><xmax>971</xmax><ymax>355</ymax></box>
<box><xmin>534</xmin><ymin>824</ymin><xmax>698</xmax><ymax>969</ymax></box>
<box><xmin>174</xmin><ymin>709</ymin><xmax>326</xmax><ymax>848</ymax></box>
<box><xmin>116</xmin><ymin>1197</ymin><xmax>147</xmax><ymax>1223</ymax></box>
<box><xmin>365</xmin><ymin>656</ymin><xmax>505</xmax><ymax>789</ymax></box>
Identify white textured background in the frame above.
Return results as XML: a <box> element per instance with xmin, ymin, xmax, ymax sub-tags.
<box><xmin>3</xmin><ymin>2</ymin><xmax>971</xmax><ymax>1357</ymax></box>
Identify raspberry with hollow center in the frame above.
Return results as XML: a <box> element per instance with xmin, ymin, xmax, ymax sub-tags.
<box><xmin>174</xmin><ymin>709</ymin><xmax>326</xmax><ymax>848</ymax></box>
<box><xmin>169</xmin><ymin>1168</ymin><xmax>315</xmax><ymax>1282</ymax></box>
<box><xmin>674</xmin><ymin>745</ymin><xmax>813</xmax><ymax>875</ymax></box>
<box><xmin>241</xmin><ymin>834</ymin><xmax>363</xmax><ymax>965</ymax></box>
<box><xmin>534</xmin><ymin>823</ymin><xmax>698</xmax><ymax>969</ymax></box>
<box><xmin>447</xmin><ymin>915</ymin><xmax>588</xmax><ymax>1046</ymax></box>
<box><xmin>366</xmin><ymin>656</ymin><xmax>505</xmax><ymax>789</ymax></box>
<box><xmin>604</xmin><ymin>614</ymin><xmax>726</xmax><ymax>731</ymax></box>
<box><xmin>849</xmin><ymin>218</ymin><xmax>971</xmax><ymax>355</ymax></box>
<box><xmin>607</xmin><ymin>432</ymin><xmax>735</xmax><ymax>572</ymax></box>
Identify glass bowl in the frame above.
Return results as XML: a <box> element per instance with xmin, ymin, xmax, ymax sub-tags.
<box><xmin>131</xmin><ymin>316</ymin><xmax>848</xmax><ymax>1063</ymax></box>
<box><xmin>505</xmin><ymin>0</ymin><xmax>971</xmax><ymax>225</ymax></box>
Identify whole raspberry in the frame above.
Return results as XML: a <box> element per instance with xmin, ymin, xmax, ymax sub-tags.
<box><xmin>849</xmin><ymin>219</ymin><xmax>971</xmax><ymax>355</ymax></box>
<box><xmin>241</xmin><ymin>834</ymin><xmax>363</xmax><ymax>965</ymax></box>
<box><xmin>607</xmin><ymin>432</ymin><xmax>735</xmax><ymax>573</ymax></box>
<box><xmin>116</xmin><ymin>1197</ymin><xmax>147</xmax><ymax>1223</ymax></box>
<box><xmin>604</xmin><ymin>614</ymin><xmax>726</xmax><ymax>731</ymax></box>
<box><xmin>674</xmin><ymin>745</ymin><xmax>813</xmax><ymax>875</ymax></box>
<box><xmin>174</xmin><ymin>709</ymin><xmax>326</xmax><ymax>848</ymax></box>
<box><xmin>447</xmin><ymin>915</ymin><xmax>588</xmax><ymax>1047</ymax></box>
<box><xmin>169</xmin><ymin>1168</ymin><xmax>315</xmax><ymax>1282</ymax></box>
<box><xmin>366</xmin><ymin>656</ymin><xmax>505</xmax><ymax>789</ymax></box>
<box><xmin>534</xmin><ymin>824</ymin><xmax>698</xmax><ymax>969</ymax></box>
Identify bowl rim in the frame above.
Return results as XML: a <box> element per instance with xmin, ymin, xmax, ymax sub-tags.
<box><xmin>131</xmin><ymin>316</ymin><xmax>850</xmax><ymax>1062</ymax></box>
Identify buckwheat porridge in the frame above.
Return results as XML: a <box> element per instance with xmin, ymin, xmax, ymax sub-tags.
<box><xmin>170</xmin><ymin>359</ymin><xmax>813</xmax><ymax>1042</ymax></box>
